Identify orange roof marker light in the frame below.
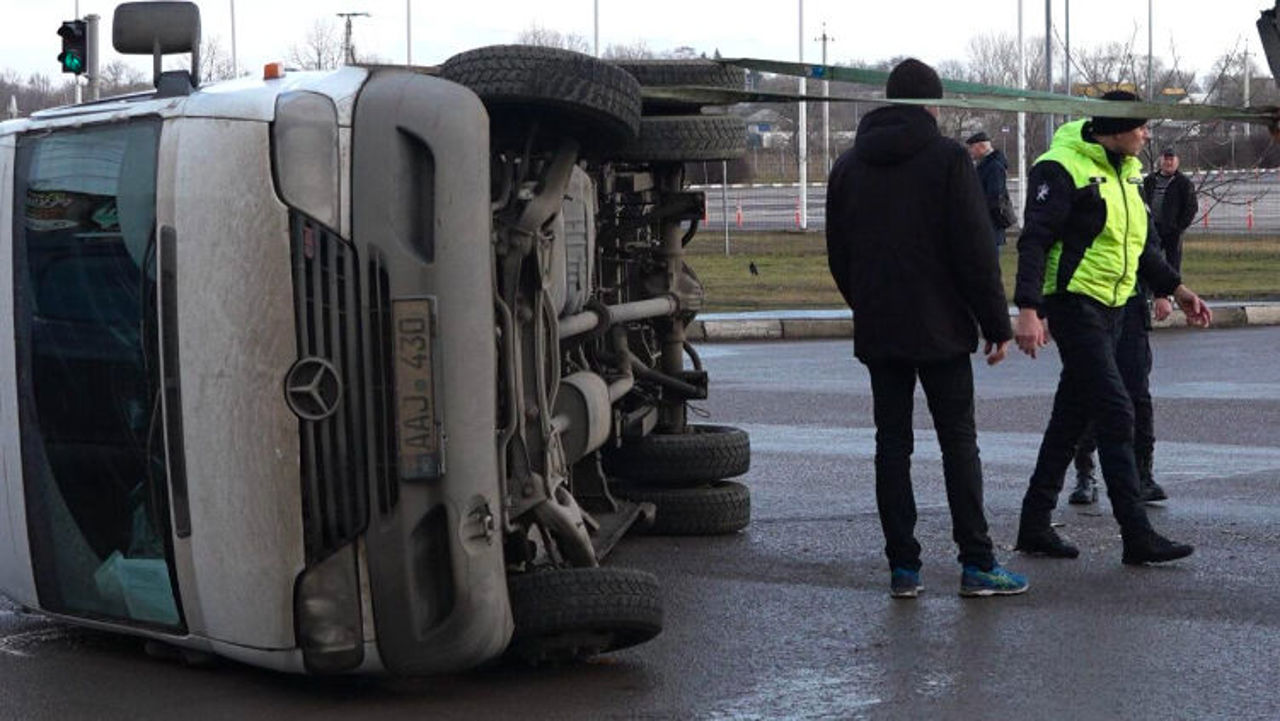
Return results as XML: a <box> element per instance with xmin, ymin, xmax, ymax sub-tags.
<box><xmin>263</xmin><ymin>63</ymin><xmax>285</xmax><ymax>80</ymax></box>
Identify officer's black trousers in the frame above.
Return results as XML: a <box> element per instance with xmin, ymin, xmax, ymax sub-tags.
<box><xmin>1020</xmin><ymin>293</ymin><xmax>1153</xmax><ymax>535</ymax></box>
<box><xmin>1072</xmin><ymin>292</ymin><xmax>1155</xmax><ymax>477</ymax></box>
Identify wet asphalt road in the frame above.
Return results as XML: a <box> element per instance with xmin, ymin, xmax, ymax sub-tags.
<box><xmin>2</xmin><ymin>326</ymin><xmax>1278</xmax><ymax>720</ymax></box>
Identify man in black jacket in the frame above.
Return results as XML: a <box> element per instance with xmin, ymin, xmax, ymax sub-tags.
<box><xmin>826</xmin><ymin>58</ymin><xmax>1026</xmax><ymax>600</ymax></box>
<box><xmin>1143</xmin><ymin>147</ymin><xmax>1198</xmax><ymax>273</ymax></box>
<box><xmin>966</xmin><ymin>131</ymin><xmax>1012</xmax><ymax>247</ymax></box>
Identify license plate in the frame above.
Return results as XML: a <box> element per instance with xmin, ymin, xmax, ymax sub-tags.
<box><xmin>393</xmin><ymin>298</ymin><xmax>439</xmax><ymax>480</ymax></box>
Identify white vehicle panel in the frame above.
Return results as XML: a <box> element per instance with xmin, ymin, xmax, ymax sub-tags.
<box><xmin>183</xmin><ymin>67</ymin><xmax>368</xmax><ymax>125</ymax></box>
<box><xmin>164</xmin><ymin>118</ymin><xmax>303</xmax><ymax>648</ymax></box>
<box><xmin>0</xmin><ymin>136</ymin><xmax>38</xmax><ymax>607</ymax></box>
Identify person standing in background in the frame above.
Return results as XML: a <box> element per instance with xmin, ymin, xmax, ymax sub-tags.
<box><xmin>1144</xmin><ymin>147</ymin><xmax>1198</xmax><ymax>274</ymax></box>
<box><xmin>966</xmin><ymin>131</ymin><xmax>1013</xmax><ymax>247</ymax></box>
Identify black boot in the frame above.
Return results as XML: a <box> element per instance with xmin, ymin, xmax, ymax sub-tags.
<box><xmin>1068</xmin><ymin>473</ymin><xmax>1098</xmax><ymax>505</ymax></box>
<box><xmin>1136</xmin><ymin>452</ymin><xmax>1168</xmax><ymax>503</ymax></box>
<box><xmin>1015</xmin><ymin>525</ymin><xmax>1080</xmax><ymax>558</ymax></box>
<box><xmin>1122</xmin><ymin>529</ymin><xmax>1194</xmax><ymax>565</ymax></box>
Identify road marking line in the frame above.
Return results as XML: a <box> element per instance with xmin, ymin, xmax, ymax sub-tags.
<box><xmin>737</xmin><ymin>423</ymin><xmax>1280</xmax><ymax>477</ymax></box>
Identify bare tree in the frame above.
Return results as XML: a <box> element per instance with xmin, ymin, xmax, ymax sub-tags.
<box><xmin>288</xmin><ymin>20</ymin><xmax>343</xmax><ymax>71</ymax></box>
<box><xmin>516</xmin><ymin>24</ymin><xmax>591</xmax><ymax>53</ymax></box>
<box><xmin>98</xmin><ymin>60</ymin><xmax>150</xmax><ymax>95</ymax></box>
<box><xmin>602</xmin><ymin>41</ymin><xmax>654</xmax><ymax>60</ymax></box>
<box><xmin>200</xmin><ymin>35</ymin><xmax>238</xmax><ymax>82</ymax></box>
<box><xmin>668</xmin><ymin>46</ymin><xmax>702</xmax><ymax>60</ymax></box>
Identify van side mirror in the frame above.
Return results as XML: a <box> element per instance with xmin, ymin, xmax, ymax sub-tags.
<box><xmin>1258</xmin><ymin>3</ymin><xmax>1280</xmax><ymax>88</ymax></box>
<box><xmin>112</xmin><ymin>1</ymin><xmax>202</xmax><ymax>92</ymax></box>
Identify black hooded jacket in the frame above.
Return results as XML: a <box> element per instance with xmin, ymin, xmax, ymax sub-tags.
<box><xmin>976</xmin><ymin>148</ymin><xmax>1010</xmax><ymax>225</ymax></box>
<box><xmin>825</xmin><ymin>105</ymin><xmax>1012</xmax><ymax>363</ymax></box>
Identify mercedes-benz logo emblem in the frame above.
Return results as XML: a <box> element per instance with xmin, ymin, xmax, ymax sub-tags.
<box><xmin>283</xmin><ymin>357</ymin><xmax>343</xmax><ymax>421</ymax></box>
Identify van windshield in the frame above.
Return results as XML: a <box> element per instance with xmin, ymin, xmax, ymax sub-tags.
<box><xmin>12</xmin><ymin>118</ymin><xmax>182</xmax><ymax>628</ymax></box>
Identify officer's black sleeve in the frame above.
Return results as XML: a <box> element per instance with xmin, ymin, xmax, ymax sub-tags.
<box><xmin>1013</xmin><ymin>161</ymin><xmax>1074</xmax><ymax>310</ymax></box>
<box><xmin>946</xmin><ymin>148</ymin><xmax>1012</xmax><ymax>344</ymax></box>
<box><xmin>1138</xmin><ymin>214</ymin><xmax>1182</xmax><ymax>297</ymax></box>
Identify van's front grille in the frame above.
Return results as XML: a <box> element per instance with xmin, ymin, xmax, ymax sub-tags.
<box><xmin>368</xmin><ymin>253</ymin><xmax>399</xmax><ymax>514</ymax></box>
<box><xmin>290</xmin><ymin>214</ymin><xmax>369</xmax><ymax>563</ymax></box>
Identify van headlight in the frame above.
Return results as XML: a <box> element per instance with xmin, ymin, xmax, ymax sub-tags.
<box><xmin>295</xmin><ymin>544</ymin><xmax>364</xmax><ymax>673</ymax></box>
<box><xmin>272</xmin><ymin>91</ymin><xmax>340</xmax><ymax>230</ymax></box>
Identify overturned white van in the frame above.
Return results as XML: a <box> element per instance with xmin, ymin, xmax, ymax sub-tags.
<box><xmin>0</xmin><ymin>2</ymin><xmax>751</xmax><ymax>674</ymax></box>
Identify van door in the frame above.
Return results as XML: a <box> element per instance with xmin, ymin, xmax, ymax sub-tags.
<box><xmin>11</xmin><ymin>118</ymin><xmax>183</xmax><ymax>629</ymax></box>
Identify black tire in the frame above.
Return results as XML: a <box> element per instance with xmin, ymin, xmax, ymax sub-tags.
<box><xmin>440</xmin><ymin>45</ymin><xmax>642</xmax><ymax>150</ymax></box>
<box><xmin>603</xmin><ymin>423</ymin><xmax>750</xmax><ymax>486</ymax></box>
<box><xmin>614</xmin><ymin>115</ymin><xmax>747</xmax><ymax>163</ymax></box>
<box><xmin>614</xmin><ymin>481</ymin><xmax>751</xmax><ymax>536</ymax></box>
<box><xmin>506</xmin><ymin>567</ymin><xmax>663</xmax><ymax>665</ymax></box>
<box><xmin>612</xmin><ymin>59</ymin><xmax>743</xmax><ymax>113</ymax></box>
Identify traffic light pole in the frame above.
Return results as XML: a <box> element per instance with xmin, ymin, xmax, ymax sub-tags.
<box><xmin>74</xmin><ymin>1</ymin><xmax>81</xmax><ymax>104</ymax></box>
<box><xmin>86</xmin><ymin>14</ymin><xmax>99</xmax><ymax>101</ymax></box>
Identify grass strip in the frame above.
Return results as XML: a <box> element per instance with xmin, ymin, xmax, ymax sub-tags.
<box><xmin>687</xmin><ymin>231</ymin><xmax>1280</xmax><ymax>311</ymax></box>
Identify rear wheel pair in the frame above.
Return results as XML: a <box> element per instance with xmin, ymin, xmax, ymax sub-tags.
<box><xmin>606</xmin><ymin>424</ymin><xmax>752</xmax><ymax>536</ymax></box>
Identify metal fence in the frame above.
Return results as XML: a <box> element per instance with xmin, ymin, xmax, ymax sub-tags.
<box><xmin>690</xmin><ymin>167</ymin><xmax>1280</xmax><ymax>238</ymax></box>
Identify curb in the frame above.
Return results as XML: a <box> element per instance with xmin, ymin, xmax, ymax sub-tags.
<box><xmin>692</xmin><ymin>303</ymin><xmax>1280</xmax><ymax>343</ymax></box>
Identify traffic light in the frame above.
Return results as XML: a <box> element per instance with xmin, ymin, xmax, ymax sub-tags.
<box><xmin>57</xmin><ymin>20</ymin><xmax>87</xmax><ymax>75</ymax></box>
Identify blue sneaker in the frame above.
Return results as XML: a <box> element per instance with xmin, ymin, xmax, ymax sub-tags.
<box><xmin>890</xmin><ymin>568</ymin><xmax>923</xmax><ymax>599</ymax></box>
<box><xmin>959</xmin><ymin>564</ymin><xmax>1028</xmax><ymax>597</ymax></box>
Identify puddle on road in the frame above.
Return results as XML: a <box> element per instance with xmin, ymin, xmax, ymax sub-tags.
<box><xmin>0</xmin><ymin>623</ymin><xmax>73</xmax><ymax>658</ymax></box>
<box><xmin>703</xmin><ymin>666</ymin><xmax>882</xmax><ymax>720</ymax></box>
<box><xmin>738</xmin><ymin>423</ymin><xmax>1280</xmax><ymax>478</ymax></box>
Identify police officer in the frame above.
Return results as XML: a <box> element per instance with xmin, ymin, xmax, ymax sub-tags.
<box><xmin>1011</xmin><ymin>91</ymin><xmax>1212</xmax><ymax>565</ymax></box>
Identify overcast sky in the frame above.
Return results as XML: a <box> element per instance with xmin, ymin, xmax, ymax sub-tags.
<box><xmin>0</xmin><ymin>0</ymin><xmax>1270</xmax><ymax>87</ymax></box>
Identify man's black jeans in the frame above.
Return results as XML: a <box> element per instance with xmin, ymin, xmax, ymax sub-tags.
<box><xmin>866</xmin><ymin>354</ymin><xmax>995</xmax><ymax>572</ymax></box>
<box><xmin>1020</xmin><ymin>293</ymin><xmax>1153</xmax><ymax>535</ymax></box>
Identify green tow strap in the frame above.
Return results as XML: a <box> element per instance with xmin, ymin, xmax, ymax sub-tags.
<box><xmin>649</xmin><ymin>57</ymin><xmax>1276</xmax><ymax>125</ymax></box>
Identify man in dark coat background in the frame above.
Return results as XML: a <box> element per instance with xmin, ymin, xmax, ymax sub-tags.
<box><xmin>966</xmin><ymin>131</ymin><xmax>1012</xmax><ymax>247</ymax></box>
<box><xmin>825</xmin><ymin>58</ymin><xmax>1026</xmax><ymax>599</ymax></box>
<box><xmin>1143</xmin><ymin>147</ymin><xmax>1198</xmax><ymax>273</ymax></box>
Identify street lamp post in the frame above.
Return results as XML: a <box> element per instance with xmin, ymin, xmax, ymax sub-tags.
<box><xmin>1152</xmin><ymin>0</ymin><xmax>1162</xmax><ymax>97</ymax></box>
<box><xmin>797</xmin><ymin>0</ymin><xmax>808</xmax><ymax>230</ymax></box>
<box><xmin>1018</xmin><ymin>0</ymin><xmax>1027</xmax><ymax>216</ymax></box>
<box><xmin>816</xmin><ymin>22</ymin><xmax>834</xmax><ymax>176</ymax></box>
<box><xmin>338</xmin><ymin>12</ymin><xmax>371</xmax><ymax>65</ymax></box>
<box><xmin>230</xmin><ymin>0</ymin><xmax>238</xmax><ymax>76</ymax></box>
<box><xmin>1044</xmin><ymin>0</ymin><xmax>1053</xmax><ymax>146</ymax></box>
<box><xmin>1064</xmin><ymin>0</ymin><xmax>1070</xmax><ymax>99</ymax></box>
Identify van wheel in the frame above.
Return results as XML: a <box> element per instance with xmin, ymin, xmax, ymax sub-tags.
<box><xmin>614</xmin><ymin>115</ymin><xmax>747</xmax><ymax>163</ymax></box>
<box><xmin>506</xmin><ymin>567</ymin><xmax>663</xmax><ymax>665</ymax></box>
<box><xmin>439</xmin><ymin>44</ymin><xmax>642</xmax><ymax>151</ymax></box>
<box><xmin>143</xmin><ymin>640</ymin><xmax>220</xmax><ymax>669</ymax></box>
<box><xmin>612</xmin><ymin>59</ymin><xmax>744</xmax><ymax>113</ymax></box>
<box><xmin>614</xmin><ymin>481</ymin><xmax>751</xmax><ymax>536</ymax></box>
<box><xmin>603</xmin><ymin>423</ymin><xmax>750</xmax><ymax>486</ymax></box>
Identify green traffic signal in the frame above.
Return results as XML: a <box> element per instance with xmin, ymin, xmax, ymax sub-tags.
<box><xmin>59</xmin><ymin>51</ymin><xmax>84</xmax><ymax>74</ymax></box>
<box><xmin>57</xmin><ymin>20</ymin><xmax>87</xmax><ymax>76</ymax></box>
